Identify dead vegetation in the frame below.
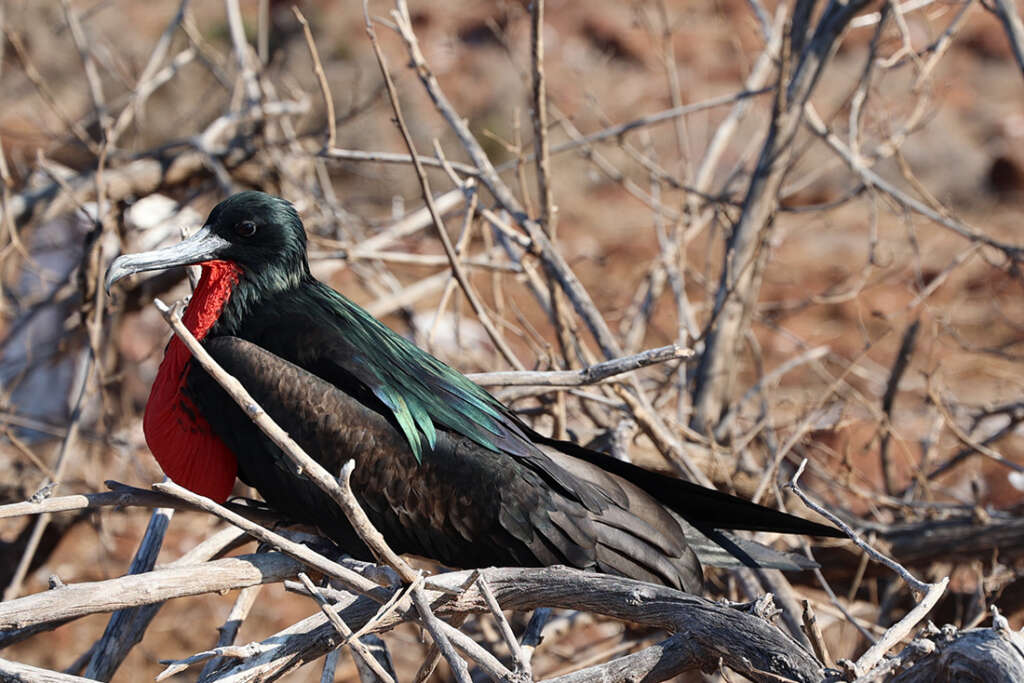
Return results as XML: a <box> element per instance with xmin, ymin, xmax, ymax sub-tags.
<box><xmin>0</xmin><ymin>0</ymin><xmax>1023</xmax><ymax>681</ymax></box>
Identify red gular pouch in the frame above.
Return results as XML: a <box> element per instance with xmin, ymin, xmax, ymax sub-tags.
<box><xmin>143</xmin><ymin>260</ymin><xmax>242</xmax><ymax>502</ymax></box>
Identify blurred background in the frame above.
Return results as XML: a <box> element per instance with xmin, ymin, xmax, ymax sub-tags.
<box><xmin>0</xmin><ymin>0</ymin><xmax>1022</xmax><ymax>680</ymax></box>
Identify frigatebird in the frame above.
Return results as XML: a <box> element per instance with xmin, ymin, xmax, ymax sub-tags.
<box><xmin>106</xmin><ymin>191</ymin><xmax>841</xmax><ymax>592</ymax></box>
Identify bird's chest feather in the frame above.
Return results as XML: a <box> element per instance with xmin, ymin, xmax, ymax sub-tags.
<box><xmin>143</xmin><ymin>261</ymin><xmax>242</xmax><ymax>502</ymax></box>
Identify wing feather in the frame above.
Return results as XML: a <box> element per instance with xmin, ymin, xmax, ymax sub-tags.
<box><xmin>187</xmin><ymin>337</ymin><xmax>705</xmax><ymax>590</ymax></box>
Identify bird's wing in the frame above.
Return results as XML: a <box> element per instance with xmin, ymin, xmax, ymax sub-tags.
<box><xmin>308</xmin><ymin>283</ymin><xmax>535</xmax><ymax>461</ymax></box>
<box><xmin>192</xmin><ymin>336</ymin><xmax>703</xmax><ymax>591</ymax></box>
<box><xmin>243</xmin><ymin>284</ymin><xmax>841</xmax><ymax>543</ymax></box>
<box><xmin>247</xmin><ymin>285</ymin><xmax>614</xmax><ymax>513</ymax></box>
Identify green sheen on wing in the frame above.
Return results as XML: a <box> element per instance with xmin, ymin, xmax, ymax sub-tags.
<box><xmin>318</xmin><ymin>284</ymin><xmax>530</xmax><ymax>461</ymax></box>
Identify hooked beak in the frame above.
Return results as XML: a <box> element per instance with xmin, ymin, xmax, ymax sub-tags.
<box><xmin>105</xmin><ymin>226</ymin><xmax>232</xmax><ymax>292</ymax></box>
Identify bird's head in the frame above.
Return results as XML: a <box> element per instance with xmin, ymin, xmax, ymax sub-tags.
<box><xmin>105</xmin><ymin>191</ymin><xmax>310</xmax><ymax>293</ymax></box>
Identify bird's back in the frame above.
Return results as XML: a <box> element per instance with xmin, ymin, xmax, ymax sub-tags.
<box><xmin>186</xmin><ymin>335</ymin><xmax>706</xmax><ymax>591</ymax></box>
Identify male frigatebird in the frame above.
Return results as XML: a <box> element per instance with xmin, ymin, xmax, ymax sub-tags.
<box><xmin>106</xmin><ymin>191</ymin><xmax>841</xmax><ymax>592</ymax></box>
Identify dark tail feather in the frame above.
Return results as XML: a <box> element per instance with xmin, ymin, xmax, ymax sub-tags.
<box><xmin>677</xmin><ymin>519</ymin><xmax>819</xmax><ymax>570</ymax></box>
<box><xmin>537</xmin><ymin>434</ymin><xmax>845</xmax><ymax>539</ymax></box>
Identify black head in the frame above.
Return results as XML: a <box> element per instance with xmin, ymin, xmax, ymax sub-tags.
<box><xmin>105</xmin><ymin>191</ymin><xmax>310</xmax><ymax>292</ymax></box>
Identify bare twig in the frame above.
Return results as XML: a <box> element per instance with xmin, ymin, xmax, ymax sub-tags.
<box><xmin>468</xmin><ymin>344</ymin><xmax>692</xmax><ymax>387</ymax></box>
<box><xmin>879</xmin><ymin>320</ymin><xmax>920</xmax><ymax>495</ymax></box>
<box><xmin>364</xmin><ymin>0</ymin><xmax>525</xmax><ymax>371</ymax></box>
<box><xmin>297</xmin><ymin>572</ymin><xmax>396</xmax><ymax>683</ymax></box>
<box><xmin>788</xmin><ymin>460</ymin><xmax>927</xmax><ymax>594</ymax></box>
<box><xmin>991</xmin><ymin>0</ymin><xmax>1024</xmax><ymax>78</ymax></box>
<box><xmin>520</xmin><ymin>607</ymin><xmax>551</xmax><ymax>669</ymax></box>
<box><xmin>475</xmin><ymin>573</ymin><xmax>530</xmax><ymax>676</ymax></box>
<box><xmin>691</xmin><ymin>0</ymin><xmax>874</xmax><ymax>435</ymax></box>
<box><xmin>152</xmin><ymin>480</ymin><xmax>386</xmax><ymax>599</ymax></box>
<box><xmin>0</xmin><ymin>483</ymin><xmax>201</xmax><ymax>520</ymax></box>
<box><xmin>335</xmin><ymin>461</ymin><xmax>416</xmax><ymax>583</ymax></box>
<box><xmin>349</xmin><ymin>636</ymin><xmax>396</xmax><ymax>683</ymax></box>
<box><xmin>801</xmin><ymin>599</ymin><xmax>832</xmax><ymax>668</ymax></box>
<box><xmin>530</xmin><ymin>0</ymin><xmax>555</xmax><ymax>234</ymax></box>
<box><xmin>59</xmin><ymin>0</ymin><xmax>107</xmax><ymax>130</ymax></box>
<box><xmin>293</xmin><ymin>7</ymin><xmax>336</xmax><ymax>149</ymax></box>
<box><xmin>0</xmin><ymin>658</ymin><xmax>101</xmax><ymax>683</ymax></box>
<box><xmin>84</xmin><ymin>506</ymin><xmax>175</xmax><ymax>681</ymax></box>
<box><xmin>803</xmin><ymin>103</ymin><xmax>1022</xmax><ymax>261</ymax></box>
<box><xmin>195</xmin><ymin>584</ymin><xmax>262</xmax><ymax>681</ymax></box>
<box><xmin>787</xmin><ymin>460</ymin><xmax>949</xmax><ymax>676</ymax></box>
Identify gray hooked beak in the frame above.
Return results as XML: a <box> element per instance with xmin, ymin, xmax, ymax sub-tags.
<box><xmin>105</xmin><ymin>226</ymin><xmax>232</xmax><ymax>292</ymax></box>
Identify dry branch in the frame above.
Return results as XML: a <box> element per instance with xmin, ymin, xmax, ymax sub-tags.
<box><xmin>789</xmin><ymin>460</ymin><xmax>949</xmax><ymax>677</ymax></box>
<box><xmin>152</xmin><ymin>480</ymin><xmax>387</xmax><ymax>600</ymax></box>
<box><xmin>0</xmin><ymin>658</ymin><xmax>100</xmax><ymax>683</ymax></box>
<box><xmin>194</xmin><ymin>584</ymin><xmax>262</xmax><ymax>681</ymax></box>
<box><xmin>690</xmin><ymin>0</ymin><xmax>874</xmax><ymax>435</ymax></box>
<box><xmin>803</xmin><ymin>103</ymin><xmax>1022</xmax><ymax>260</ymax></box>
<box><xmin>882</xmin><ymin>620</ymin><xmax>1024</xmax><ymax>682</ymax></box>
<box><xmin>0</xmin><ymin>485</ymin><xmax>191</xmax><ymax>520</ymax></box>
<box><xmin>213</xmin><ymin>566</ymin><xmax>826</xmax><ymax>683</ymax></box>
<box><xmin>991</xmin><ymin>0</ymin><xmax>1024</xmax><ymax>78</ymax></box>
<box><xmin>0</xmin><ymin>552</ymin><xmax>301</xmax><ymax>632</ymax></box>
<box><xmin>366</xmin><ymin>0</ymin><xmax>525</xmax><ymax>373</ymax></box>
<box><xmin>2</xmin><ymin>0</ymin><xmax>1021</xmax><ymax>680</ymax></box>
<box><xmin>467</xmin><ymin>344</ymin><xmax>692</xmax><ymax>387</ymax></box>
<box><xmin>83</xmin><ymin>506</ymin><xmax>174</xmax><ymax>681</ymax></box>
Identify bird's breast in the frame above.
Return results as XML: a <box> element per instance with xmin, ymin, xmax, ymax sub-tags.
<box><xmin>142</xmin><ymin>260</ymin><xmax>242</xmax><ymax>501</ymax></box>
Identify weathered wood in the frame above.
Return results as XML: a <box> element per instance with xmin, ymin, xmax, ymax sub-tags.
<box><xmin>3</xmin><ymin>554</ymin><xmax>823</xmax><ymax>683</ymax></box>
<box><xmin>0</xmin><ymin>481</ymin><xmax>282</xmax><ymax>527</ymax></box>
<box><xmin>83</xmin><ymin>507</ymin><xmax>174</xmax><ymax>681</ymax></box>
<box><xmin>212</xmin><ymin>565</ymin><xmax>825</xmax><ymax>683</ymax></box>
<box><xmin>196</xmin><ymin>584</ymin><xmax>262</xmax><ymax>681</ymax></box>
<box><xmin>0</xmin><ymin>552</ymin><xmax>301</xmax><ymax>632</ymax></box>
<box><xmin>889</xmin><ymin>626</ymin><xmax>1024</xmax><ymax>682</ymax></box>
<box><xmin>541</xmin><ymin>633</ymin><xmax>699</xmax><ymax>683</ymax></box>
<box><xmin>0</xmin><ymin>526</ymin><xmax>248</xmax><ymax>649</ymax></box>
<box><xmin>0</xmin><ymin>657</ymin><xmax>100</xmax><ymax>682</ymax></box>
<box><xmin>883</xmin><ymin>516</ymin><xmax>1024</xmax><ymax>565</ymax></box>
<box><xmin>351</xmin><ymin>635</ymin><xmax>397</xmax><ymax>683</ymax></box>
<box><xmin>0</xmin><ymin>488</ymin><xmax>183</xmax><ymax>520</ymax></box>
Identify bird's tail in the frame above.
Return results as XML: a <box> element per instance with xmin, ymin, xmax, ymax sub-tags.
<box><xmin>536</xmin><ymin>432</ymin><xmax>845</xmax><ymax>539</ymax></box>
<box><xmin>672</xmin><ymin>514</ymin><xmax>819</xmax><ymax>570</ymax></box>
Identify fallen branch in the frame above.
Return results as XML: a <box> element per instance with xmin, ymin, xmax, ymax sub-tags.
<box><xmin>211</xmin><ymin>565</ymin><xmax>826</xmax><ymax>683</ymax></box>
<box><xmin>0</xmin><ymin>657</ymin><xmax>100</xmax><ymax>683</ymax></box>
<box><xmin>861</xmin><ymin>613</ymin><xmax>1024</xmax><ymax>682</ymax></box>
<box><xmin>0</xmin><ymin>552</ymin><xmax>301</xmax><ymax>632</ymax></box>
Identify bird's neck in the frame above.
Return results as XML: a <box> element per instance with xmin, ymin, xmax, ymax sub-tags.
<box><xmin>182</xmin><ymin>261</ymin><xmax>243</xmax><ymax>339</ymax></box>
<box><xmin>142</xmin><ymin>261</ymin><xmax>243</xmax><ymax>501</ymax></box>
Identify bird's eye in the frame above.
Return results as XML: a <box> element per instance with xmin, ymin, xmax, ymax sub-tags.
<box><xmin>235</xmin><ymin>220</ymin><xmax>257</xmax><ymax>238</ymax></box>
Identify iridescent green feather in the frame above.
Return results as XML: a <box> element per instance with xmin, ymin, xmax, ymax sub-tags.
<box><xmin>319</xmin><ymin>284</ymin><xmax>531</xmax><ymax>460</ymax></box>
